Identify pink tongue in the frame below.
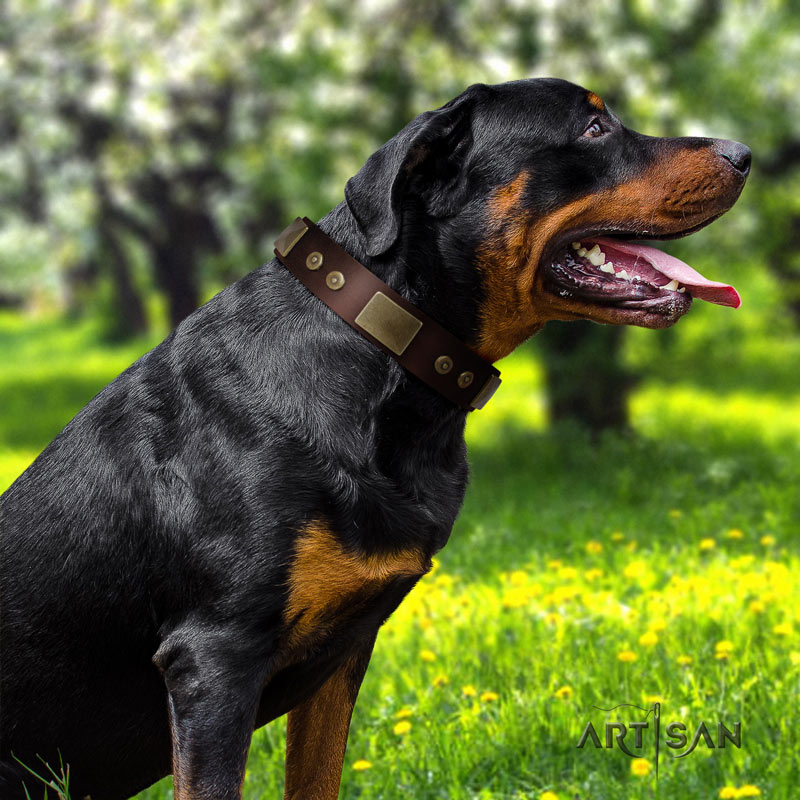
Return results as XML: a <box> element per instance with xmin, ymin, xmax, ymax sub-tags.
<box><xmin>592</xmin><ymin>237</ymin><xmax>741</xmax><ymax>308</ymax></box>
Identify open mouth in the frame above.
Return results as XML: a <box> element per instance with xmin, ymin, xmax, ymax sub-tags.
<box><xmin>543</xmin><ymin>235</ymin><xmax>740</xmax><ymax>325</ymax></box>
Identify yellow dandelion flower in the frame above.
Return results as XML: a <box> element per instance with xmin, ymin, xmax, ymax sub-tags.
<box><xmin>773</xmin><ymin>622</ymin><xmax>794</xmax><ymax>636</ymax></box>
<box><xmin>552</xmin><ymin>584</ymin><xmax>580</xmax><ymax>603</ymax></box>
<box><xmin>420</xmin><ymin>649</ymin><xmax>437</xmax><ymax>662</ymax></box>
<box><xmin>726</xmin><ymin>528</ymin><xmax>744</xmax><ymax>540</ymax></box>
<box><xmin>510</xmin><ymin>570</ymin><xmax>528</xmax><ymax>586</ymax></box>
<box><xmin>639</xmin><ymin>630</ymin><xmax>659</xmax><ymax>647</ymax></box>
<box><xmin>643</xmin><ymin>694</ymin><xmax>665</xmax><ymax>704</ymax></box>
<box><xmin>393</xmin><ymin>720</ymin><xmax>411</xmax><ymax>735</ymax></box>
<box><xmin>618</xmin><ymin>650</ymin><xmax>637</xmax><ymax>662</ymax></box>
<box><xmin>699</xmin><ymin>538</ymin><xmax>716</xmax><ymax>551</ymax></box>
<box><xmin>554</xmin><ymin>685</ymin><xmax>573</xmax><ymax>700</ymax></box>
<box><xmin>435</xmin><ymin>573</ymin><xmax>454</xmax><ymax>588</ymax></box>
<box><xmin>432</xmin><ymin>673</ymin><xmax>449</xmax><ymax>687</ymax></box>
<box><xmin>540</xmin><ymin>792</ymin><xmax>560</xmax><ymax>800</ymax></box>
<box><xmin>716</xmin><ymin>640</ymin><xmax>734</xmax><ymax>653</ymax></box>
<box><xmin>625</xmin><ymin>541</ymin><xmax>638</xmax><ymax>552</ymax></box>
<box><xmin>461</xmin><ymin>685</ymin><xmax>477</xmax><ymax>697</ymax></box>
<box><xmin>715</xmin><ymin>652</ymin><xmax>730</xmax><ymax>661</ymax></box>
<box><xmin>749</xmin><ymin>600</ymin><xmax>765</xmax><ymax>614</ymax></box>
<box><xmin>547</xmin><ymin>559</ymin><xmax>563</xmax><ymax>570</ymax></box>
<box><xmin>789</xmin><ymin>652</ymin><xmax>800</xmax><ymax>666</ymax></box>
<box><xmin>630</xmin><ymin>758</ymin><xmax>652</xmax><ymax>776</ymax></box>
<box><xmin>611</xmin><ymin>531</ymin><xmax>625</xmax><ymax>541</ymax></box>
<box><xmin>394</xmin><ymin>708</ymin><xmax>413</xmax><ymax>719</ymax></box>
<box><xmin>352</xmin><ymin>759</ymin><xmax>372</xmax><ymax>771</ymax></box>
<box><xmin>557</xmin><ymin>566</ymin><xmax>579</xmax><ymax>581</ymax></box>
<box><xmin>503</xmin><ymin>587</ymin><xmax>532</xmax><ymax>608</ymax></box>
<box><xmin>544</xmin><ymin>612</ymin><xmax>562</xmax><ymax>626</ymax></box>
<box><xmin>584</xmin><ymin>568</ymin><xmax>603</xmax><ymax>581</ymax></box>
<box><xmin>585</xmin><ymin>540</ymin><xmax>603</xmax><ymax>554</ymax></box>
<box><xmin>676</xmin><ymin>655</ymin><xmax>693</xmax><ymax>666</ymax></box>
<box><xmin>668</xmin><ymin>509</ymin><xmax>682</xmax><ymax>519</ymax></box>
<box><xmin>429</xmin><ymin>557</ymin><xmax>441</xmax><ymax>576</ymax></box>
<box><xmin>623</xmin><ymin>561</ymin><xmax>647</xmax><ymax>580</ymax></box>
<box><xmin>719</xmin><ymin>788</ymin><xmax>739</xmax><ymax>799</ymax></box>
<box><xmin>649</xmin><ymin>618</ymin><xmax>667</xmax><ymax>632</ymax></box>
<box><xmin>760</xmin><ymin>535</ymin><xmax>776</xmax><ymax>547</ymax></box>
<box><xmin>480</xmin><ymin>691</ymin><xmax>499</xmax><ymax>702</ymax></box>
<box><xmin>738</xmin><ymin>786</ymin><xmax>761</xmax><ymax>797</ymax></box>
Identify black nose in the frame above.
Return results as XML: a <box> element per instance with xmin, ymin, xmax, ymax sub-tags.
<box><xmin>716</xmin><ymin>140</ymin><xmax>751</xmax><ymax>176</ymax></box>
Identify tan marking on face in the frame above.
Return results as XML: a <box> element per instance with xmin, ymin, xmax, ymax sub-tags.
<box><xmin>474</xmin><ymin>147</ymin><xmax>742</xmax><ymax>360</ymax></box>
<box><xmin>487</xmin><ymin>170</ymin><xmax>529</xmax><ymax>225</ymax></box>
<box><xmin>587</xmin><ymin>92</ymin><xmax>606</xmax><ymax>111</ymax></box>
<box><xmin>475</xmin><ymin>179</ymin><xmax>593</xmax><ymax>362</ymax></box>
<box><xmin>284</xmin><ymin>521</ymin><xmax>428</xmax><ymax>648</ymax></box>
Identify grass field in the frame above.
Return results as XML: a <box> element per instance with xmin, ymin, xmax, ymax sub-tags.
<box><xmin>1</xmin><ymin>302</ymin><xmax>798</xmax><ymax>800</ymax></box>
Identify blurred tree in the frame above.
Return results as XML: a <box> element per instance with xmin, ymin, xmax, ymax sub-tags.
<box><xmin>1</xmin><ymin>0</ymin><xmax>799</xmax><ymax>429</ymax></box>
<box><xmin>539</xmin><ymin>322</ymin><xmax>636</xmax><ymax>431</ymax></box>
<box><xmin>0</xmin><ymin>0</ymin><xmax>294</xmax><ymax>331</ymax></box>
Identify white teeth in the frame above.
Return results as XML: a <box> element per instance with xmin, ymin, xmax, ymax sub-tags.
<box><xmin>599</xmin><ymin>263</ymin><xmax>615</xmax><ymax>274</ymax></box>
<box><xmin>664</xmin><ymin>279</ymin><xmax>680</xmax><ymax>291</ymax></box>
<box><xmin>577</xmin><ymin>247</ymin><xmax>588</xmax><ymax>257</ymax></box>
<box><xmin>585</xmin><ymin>245</ymin><xmax>605</xmax><ymax>266</ymax></box>
<box><xmin>572</xmin><ymin>241</ymin><xmax>581</xmax><ymax>250</ymax></box>
<box><xmin>678</xmin><ymin>287</ymin><xmax>686</xmax><ymax>293</ymax></box>
<box><xmin>617</xmin><ymin>269</ymin><xmax>631</xmax><ymax>281</ymax></box>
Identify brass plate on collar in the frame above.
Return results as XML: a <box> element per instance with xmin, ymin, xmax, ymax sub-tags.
<box><xmin>274</xmin><ymin>218</ymin><xmax>309</xmax><ymax>256</ymax></box>
<box><xmin>354</xmin><ymin>291</ymin><xmax>423</xmax><ymax>356</ymax></box>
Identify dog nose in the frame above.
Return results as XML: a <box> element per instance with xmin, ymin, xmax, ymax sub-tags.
<box><xmin>716</xmin><ymin>140</ymin><xmax>751</xmax><ymax>176</ymax></box>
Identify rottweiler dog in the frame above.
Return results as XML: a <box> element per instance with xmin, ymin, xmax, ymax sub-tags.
<box><xmin>0</xmin><ymin>78</ymin><xmax>749</xmax><ymax>800</ymax></box>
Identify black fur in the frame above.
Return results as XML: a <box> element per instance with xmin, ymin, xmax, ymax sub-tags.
<box><xmin>0</xmin><ymin>78</ymin><xmax>749</xmax><ymax>799</ymax></box>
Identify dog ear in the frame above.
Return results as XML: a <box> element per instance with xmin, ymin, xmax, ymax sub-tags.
<box><xmin>345</xmin><ymin>85</ymin><xmax>487</xmax><ymax>257</ymax></box>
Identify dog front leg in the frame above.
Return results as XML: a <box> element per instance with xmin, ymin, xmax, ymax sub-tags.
<box><xmin>155</xmin><ymin>633</ymin><xmax>269</xmax><ymax>800</ymax></box>
<box><xmin>283</xmin><ymin>639</ymin><xmax>376</xmax><ymax>800</ymax></box>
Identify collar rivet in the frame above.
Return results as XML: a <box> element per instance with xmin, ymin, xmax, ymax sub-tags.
<box><xmin>434</xmin><ymin>355</ymin><xmax>453</xmax><ymax>374</ymax></box>
<box><xmin>457</xmin><ymin>371</ymin><xmax>474</xmax><ymax>388</ymax></box>
<box><xmin>326</xmin><ymin>270</ymin><xmax>345</xmax><ymax>290</ymax></box>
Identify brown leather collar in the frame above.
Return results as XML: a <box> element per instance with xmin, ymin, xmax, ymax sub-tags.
<box><xmin>274</xmin><ymin>218</ymin><xmax>501</xmax><ymax>411</ymax></box>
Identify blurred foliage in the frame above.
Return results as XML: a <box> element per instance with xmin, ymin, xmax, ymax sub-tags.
<box><xmin>1</xmin><ymin>0</ymin><xmax>799</xmax><ymax>416</ymax></box>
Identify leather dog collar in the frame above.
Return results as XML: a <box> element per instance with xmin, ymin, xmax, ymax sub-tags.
<box><xmin>274</xmin><ymin>217</ymin><xmax>501</xmax><ymax>411</ymax></box>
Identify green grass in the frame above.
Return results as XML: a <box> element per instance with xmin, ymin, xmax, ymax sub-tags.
<box><xmin>1</xmin><ymin>305</ymin><xmax>798</xmax><ymax>800</ymax></box>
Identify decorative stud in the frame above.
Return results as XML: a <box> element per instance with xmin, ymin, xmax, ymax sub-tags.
<box><xmin>306</xmin><ymin>251</ymin><xmax>323</xmax><ymax>270</ymax></box>
<box><xmin>434</xmin><ymin>355</ymin><xmax>453</xmax><ymax>374</ymax></box>
<box><xmin>457</xmin><ymin>371</ymin><xmax>474</xmax><ymax>389</ymax></box>
<box><xmin>326</xmin><ymin>271</ymin><xmax>345</xmax><ymax>290</ymax></box>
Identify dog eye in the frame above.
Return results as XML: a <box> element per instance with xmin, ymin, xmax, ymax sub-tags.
<box><xmin>582</xmin><ymin>120</ymin><xmax>605</xmax><ymax>138</ymax></box>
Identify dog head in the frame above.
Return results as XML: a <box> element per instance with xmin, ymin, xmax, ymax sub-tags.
<box><xmin>345</xmin><ymin>78</ymin><xmax>750</xmax><ymax>362</ymax></box>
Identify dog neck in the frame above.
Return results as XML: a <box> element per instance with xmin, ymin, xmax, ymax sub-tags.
<box><xmin>262</xmin><ymin>203</ymin><xmax>468</xmax><ymax>440</ymax></box>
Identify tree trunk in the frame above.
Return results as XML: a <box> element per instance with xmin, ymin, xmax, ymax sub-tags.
<box><xmin>98</xmin><ymin>214</ymin><xmax>148</xmax><ymax>338</ymax></box>
<box><xmin>154</xmin><ymin>245</ymin><xmax>200</xmax><ymax>330</ymax></box>
<box><xmin>537</xmin><ymin>321</ymin><xmax>636</xmax><ymax>432</ymax></box>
